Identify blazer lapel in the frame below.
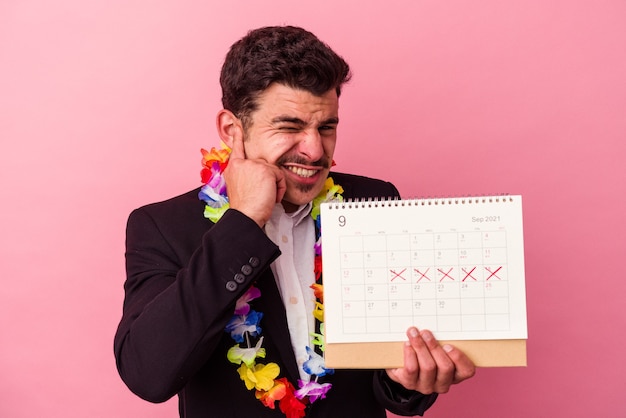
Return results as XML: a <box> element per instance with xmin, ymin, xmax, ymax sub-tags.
<box><xmin>254</xmin><ymin>271</ymin><xmax>302</xmax><ymax>384</ymax></box>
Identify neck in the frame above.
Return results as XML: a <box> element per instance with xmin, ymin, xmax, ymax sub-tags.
<box><xmin>281</xmin><ymin>200</ymin><xmax>301</xmax><ymax>214</ymax></box>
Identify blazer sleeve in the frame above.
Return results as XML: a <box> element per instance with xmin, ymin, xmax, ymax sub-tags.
<box><xmin>114</xmin><ymin>208</ymin><xmax>280</xmax><ymax>403</ymax></box>
<box><xmin>373</xmin><ymin>370</ymin><xmax>438</xmax><ymax>416</ymax></box>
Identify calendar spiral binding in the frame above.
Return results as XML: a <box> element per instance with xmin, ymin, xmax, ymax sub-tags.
<box><xmin>325</xmin><ymin>194</ymin><xmax>515</xmax><ymax>209</ymax></box>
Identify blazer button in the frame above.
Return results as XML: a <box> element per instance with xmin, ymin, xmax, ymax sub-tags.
<box><xmin>225</xmin><ymin>281</ymin><xmax>237</xmax><ymax>292</ymax></box>
<box><xmin>248</xmin><ymin>256</ymin><xmax>260</xmax><ymax>267</ymax></box>
<box><xmin>241</xmin><ymin>264</ymin><xmax>253</xmax><ymax>275</ymax></box>
<box><xmin>234</xmin><ymin>273</ymin><xmax>246</xmax><ymax>284</ymax></box>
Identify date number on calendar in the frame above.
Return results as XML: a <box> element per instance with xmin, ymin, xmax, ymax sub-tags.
<box><xmin>472</xmin><ymin>215</ymin><xmax>501</xmax><ymax>223</ymax></box>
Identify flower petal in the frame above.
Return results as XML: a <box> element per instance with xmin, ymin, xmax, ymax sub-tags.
<box><xmin>235</xmin><ymin>286</ymin><xmax>262</xmax><ymax>315</ymax></box>
<box><xmin>278</xmin><ymin>380</ymin><xmax>308</xmax><ymax>418</ymax></box>
<box><xmin>255</xmin><ymin>379</ymin><xmax>287</xmax><ymax>409</ymax></box>
<box><xmin>302</xmin><ymin>346</ymin><xmax>333</xmax><ymax>377</ymax></box>
<box><xmin>295</xmin><ymin>380</ymin><xmax>332</xmax><ymax>402</ymax></box>
<box><xmin>225</xmin><ymin>311</ymin><xmax>263</xmax><ymax>342</ymax></box>
<box><xmin>312</xmin><ymin>301</ymin><xmax>324</xmax><ymax>323</ymax></box>
<box><xmin>251</xmin><ymin>363</ymin><xmax>280</xmax><ymax>391</ymax></box>
<box><xmin>227</xmin><ymin>337</ymin><xmax>267</xmax><ymax>366</ymax></box>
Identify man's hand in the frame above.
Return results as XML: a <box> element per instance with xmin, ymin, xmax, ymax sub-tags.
<box><xmin>386</xmin><ymin>327</ymin><xmax>476</xmax><ymax>394</ymax></box>
<box><xmin>223</xmin><ymin>135</ymin><xmax>286</xmax><ymax>227</ymax></box>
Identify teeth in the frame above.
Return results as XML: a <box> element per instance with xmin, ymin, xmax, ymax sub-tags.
<box><xmin>287</xmin><ymin>166</ymin><xmax>316</xmax><ymax>178</ymax></box>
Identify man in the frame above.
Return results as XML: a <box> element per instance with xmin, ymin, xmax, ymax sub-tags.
<box><xmin>114</xmin><ymin>26</ymin><xmax>475</xmax><ymax>417</ymax></box>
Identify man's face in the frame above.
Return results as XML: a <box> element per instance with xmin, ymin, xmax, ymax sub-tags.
<box><xmin>241</xmin><ymin>83</ymin><xmax>339</xmax><ymax>211</ymax></box>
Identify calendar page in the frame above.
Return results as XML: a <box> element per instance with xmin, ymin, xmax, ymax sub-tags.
<box><xmin>320</xmin><ymin>195</ymin><xmax>527</xmax><ymax>367</ymax></box>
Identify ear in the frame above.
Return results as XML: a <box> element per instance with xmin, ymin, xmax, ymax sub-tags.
<box><xmin>216</xmin><ymin>109</ymin><xmax>244</xmax><ymax>149</ymax></box>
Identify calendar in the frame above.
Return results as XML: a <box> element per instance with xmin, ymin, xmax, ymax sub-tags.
<box><xmin>320</xmin><ymin>195</ymin><xmax>527</xmax><ymax>367</ymax></box>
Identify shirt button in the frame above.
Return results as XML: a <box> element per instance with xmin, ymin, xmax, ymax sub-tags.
<box><xmin>225</xmin><ymin>281</ymin><xmax>237</xmax><ymax>292</ymax></box>
<box><xmin>234</xmin><ymin>273</ymin><xmax>246</xmax><ymax>284</ymax></box>
<box><xmin>241</xmin><ymin>264</ymin><xmax>253</xmax><ymax>275</ymax></box>
<box><xmin>248</xmin><ymin>257</ymin><xmax>260</xmax><ymax>267</ymax></box>
<box><xmin>289</xmin><ymin>296</ymin><xmax>298</xmax><ymax>304</ymax></box>
<box><xmin>282</xmin><ymin>235</ymin><xmax>288</xmax><ymax>243</ymax></box>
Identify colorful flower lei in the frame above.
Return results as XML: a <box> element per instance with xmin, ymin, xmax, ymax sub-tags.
<box><xmin>198</xmin><ymin>144</ymin><xmax>344</xmax><ymax>417</ymax></box>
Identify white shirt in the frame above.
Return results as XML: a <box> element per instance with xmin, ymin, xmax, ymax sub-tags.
<box><xmin>265</xmin><ymin>202</ymin><xmax>316</xmax><ymax>381</ymax></box>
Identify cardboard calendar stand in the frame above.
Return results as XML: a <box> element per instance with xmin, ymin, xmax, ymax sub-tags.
<box><xmin>324</xmin><ymin>339</ymin><xmax>527</xmax><ymax>368</ymax></box>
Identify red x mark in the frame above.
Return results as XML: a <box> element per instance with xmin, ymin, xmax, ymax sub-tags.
<box><xmin>414</xmin><ymin>268</ymin><xmax>431</xmax><ymax>282</ymax></box>
<box><xmin>390</xmin><ymin>268</ymin><xmax>407</xmax><ymax>281</ymax></box>
<box><xmin>485</xmin><ymin>266</ymin><xmax>502</xmax><ymax>280</ymax></box>
<box><xmin>462</xmin><ymin>267</ymin><xmax>477</xmax><ymax>282</ymax></box>
<box><xmin>438</xmin><ymin>268</ymin><xmax>454</xmax><ymax>282</ymax></box>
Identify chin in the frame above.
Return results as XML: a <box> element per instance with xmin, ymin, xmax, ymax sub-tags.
<box><xmin>284</xmin><ymin>189</ymin><xmax>319</xmax><ymax>208</ymax></box>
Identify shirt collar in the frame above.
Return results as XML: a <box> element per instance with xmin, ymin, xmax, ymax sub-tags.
<box><xmin>270</xmin><ymin>202</ymin><xmax>313</xmax><ymax>227</ymax></box>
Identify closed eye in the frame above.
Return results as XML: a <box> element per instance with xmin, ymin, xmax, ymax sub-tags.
<box><xmin>318</xmin><ymin>125</ymin><xmax>337</xmax><ymax>135</ymax></box>
<box><xmin>279</xmin><ymin>126</ymin><xmax>301</xmax><ymax>132</ymax></box>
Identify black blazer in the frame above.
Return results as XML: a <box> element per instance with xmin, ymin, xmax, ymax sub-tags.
<box><xmin>114</xmin><ymin>172</ymin><xmax>437</xmax><ymax>417</ymax></box>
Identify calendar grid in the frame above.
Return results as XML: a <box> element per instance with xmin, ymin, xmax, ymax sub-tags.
<box><xmin>338</xmin><ymin>230</ymin><xmax>511</xmax><ymax>336</ymax></box>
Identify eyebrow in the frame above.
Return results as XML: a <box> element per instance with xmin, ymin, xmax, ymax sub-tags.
<box><xmin>271</xmin><ymin>116</ymin><xmax>339</xmax><ymax>126</ymax></box>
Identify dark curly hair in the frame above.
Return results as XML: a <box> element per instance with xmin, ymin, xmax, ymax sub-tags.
<box><xmin>220</xmin><ymin>26</ymin><xmax>352</xmax><ymax>127</ymax></box>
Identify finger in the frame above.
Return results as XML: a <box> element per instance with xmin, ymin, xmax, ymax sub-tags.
<box><xmin>383</xmin><ymin>328</ymin><xmax>423</xmax><ymax>388</ymax></box>
<box><xmin>274</xmin><ymin>170</ymin><xmax>287</xmax><ymax>203</ymax></box>
<box><xmin>442</xmin><ymin>344</ymin><xmax>476</xmax><ymax>383</ymax></box>
<box><xmin>383</xmin><ymin>339</ymin><xmax>421</xmax><ymax>390</ymax></box>
<box><xmin>401</xmin><ymin>335</ymin><xmax>419</xmax><ymax>375</ymax></box>
<box><xmin>419</xmin><ymin>330</ymin><xmax>455</xmax><ymax>393</ymax></box>
<box><xmin>229</xmin><ymin>132</ymin><xmax>246</xmax><ymax>160</ymax></box>
<box><xmin>405</xmin><ymin>327</ymin><xmax>437</xmax><ymax>392</ymax></box>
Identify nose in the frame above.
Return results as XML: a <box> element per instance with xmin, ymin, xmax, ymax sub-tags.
<box><xmin>296</xmin><ymin>129</ymin><xmax>324</xmax><ymax>162</ymax></box>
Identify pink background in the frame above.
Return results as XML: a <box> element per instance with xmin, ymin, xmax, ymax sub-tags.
<box><xmin>1</xmin><ymin>1</ymin><xmax>625</xmax><ymax>417</ymax></box>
